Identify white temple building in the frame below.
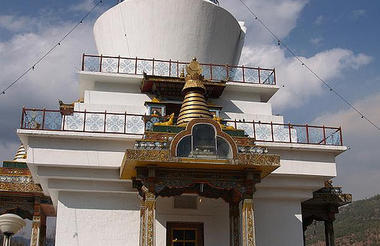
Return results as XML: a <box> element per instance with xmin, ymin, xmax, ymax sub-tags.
<box><xmin>5</xmin><ymin>0</ymin><xmax>352</xmax><ymax>245</ymax></box>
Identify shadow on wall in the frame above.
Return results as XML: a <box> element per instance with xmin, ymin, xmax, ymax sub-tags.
<box><xmin>59</xmin><ymin>192</ymin><xmax>140</xmax><ymax>210</ymax></box>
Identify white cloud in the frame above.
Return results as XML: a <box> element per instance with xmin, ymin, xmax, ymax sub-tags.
<box><xmin>70</xmin><ymin>0</ymin><xmax>98</xmax><ymax>12</ymax></box>
<box><xmin>310</xmin><ymin>37</ymin><xmax>323</xmax><ymax>46</ymax></box>
<box><xmin>240</xmin><ymin>45</ymin><xmax>372</xmax><ymax>110</ymax></box>
<box><xmin>0</xmin><ymin>15</ymin><xmax>96</xmax><ymax>161</ymax></box>
<box><xmin>352</xmin><ymin>9</ymin><xmax>366</xmax><ymax>19</ymax></box>
<box><xmin>314</xmin><ymin>15</ymin><xmax>324</xmax><ymax>25</ymax></box>
<box><xmin>0</xmin><ymin>15</ymin><xmax>40</xmax><ymax>33</ymax></box>
<box><xmin>221</xmin><ymin>0</ymin><xmax>308</xmax><ymax>44</ymax></box>
<box><xmin>313</xmin><ymin>93</ymin><xmax>380</xmax><ymax>200</ymax></box>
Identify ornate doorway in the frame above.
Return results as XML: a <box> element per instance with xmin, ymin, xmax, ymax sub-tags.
<box><xmin>167</xmin><ymin>222</ymin><xmax>204</xmax><ymax>246</ymax></box>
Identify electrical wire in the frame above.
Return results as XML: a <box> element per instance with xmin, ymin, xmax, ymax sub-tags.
<box><xmin>238</xmin><ymin>0</ymin><xmax>380</xmax><ymax>131</ymax></box>
<box><xmin>0</xmin><ymin>0</ymin><xmax>103</xmax><ymax>96</ymax></box>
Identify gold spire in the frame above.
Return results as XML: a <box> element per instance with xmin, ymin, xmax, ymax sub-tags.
<box><xmin>13</xmin><ymin>144</ymin><xmax>27</xmax><ymax>162</ymax></box>
<box><xmin>177</xmin><ymin>58</ymin><xmax>212</xmax><ymax>126</ymax></box>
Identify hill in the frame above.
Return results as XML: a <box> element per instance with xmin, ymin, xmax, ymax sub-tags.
<box><xmin>306</xmin><ymin>194</ymin><xmax>380</xmax><ymax>246</ymax></box>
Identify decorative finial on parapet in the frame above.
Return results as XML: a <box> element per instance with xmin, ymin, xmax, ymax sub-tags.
<box><xmin>185</xmin><ymin>58</ymin><xmax>204</xmax><ymax>81</ymax></box>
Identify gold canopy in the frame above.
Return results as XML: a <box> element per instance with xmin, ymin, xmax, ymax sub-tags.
<box><xmin>176</xmin><ymin>58</ymin><xmax>212</xmax><ymax>126</ymax></box>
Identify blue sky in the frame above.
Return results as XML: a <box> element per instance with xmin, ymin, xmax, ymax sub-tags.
<box><xmin>0</xmin><ymin>0</ymin><xmax>379</xmax><ymax>200</ymax></box>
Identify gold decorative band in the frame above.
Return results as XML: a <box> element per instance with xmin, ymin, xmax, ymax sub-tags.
<box><xmin>179</xmin><ymin>105</ymin><xmax>210</xmax><ymax>111</ymax></box>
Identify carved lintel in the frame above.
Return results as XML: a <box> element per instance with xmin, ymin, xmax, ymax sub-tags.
<box><xmin>242</xmin><ymin>198</ymin><xmax>256</xmax><ymax>246</ymax></box>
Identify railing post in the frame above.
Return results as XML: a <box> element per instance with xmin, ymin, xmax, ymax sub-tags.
<box><xmin>81</xmin><ymin>53</ymin><xmax>85</xmax><ymax>71</ymax></box>
<box><xmin>169</xmin><ymin>59</ymin><xmax>172</xmax><ymax>76</ymax></box>
<box><xmin>339</xmin><ymin>127</ymin><xmax>343</xmax><ymax>146</ymax></box>
<box><xmin>288</xmin><ymin>123</ymin><xmax>292</xmax><ymax>143</ymax></box>
<box><xmin>42</xmin><ymin>108</ymin><xmax>46</xmax><ymax>130</ymax></box>
<box><xmin>62</xmin><ymin>114</ymin><xmax>66</xmax><ymax>131</ymax></box>
<box><xmin>234</xmin><ymin>119</ymin><xmax>237</xmax><ymax>129</ymax></box>
<box><xmin>83</xmin><ymin>110</ymin><xmax>87</xmax><ymax>132</ymax></box>
<box><xmin>210</xmin><ymin>64</ymin><xmax>213</xmax><ymax>80</ymax></box>
<box><xmin>258</xmin><ymin>67</ymin><xmax>261</xmax><ymax>84</ymax></box>
<box><xmin>273</xmin><ymin>69</ymin><xmax>276</xmax><ymax>85</ymax></box>
<box><xmin>323</xmin><ymin>125</ymin><xmax>326</xmax><ymax>145</ymax></box>
<box><xmin>242</xmin><ymin>65</ymin><xmax>245</xmax><ymax>83</ymax></box>
<box><xmin>226</xmin><ymin>65</ymin><xmax>229</xmax><ymax>81</ymax></box>
<box><xmin>176</xmin><ymin>60</ymin><xmax>179</xmax><ymax>77</ymax></box>
<box><xmin>270</xmin><ymin>122</ymin><xmax>274</xmax><ymax>142</ymax></box>
<box><xmin>253</xmin><ymin>120</ymin><xmax>256</xmax><ymax>139</ymax></box>
<box><xmin>104</xmin><ymin>111</ymin><xmax>107</xmax><ymax>133</ymax></box>
<box><xmin>99</xmin><ymin>54</ymin><xmax>103</xmax><ymax>72</ymax></box>
<box><xmin>306</xmin><ymin>124</ymin><xmax>309</xmax><ymax>144</ymax></box>
<box><xmin>135</xmin><ymin>57</ymin><xmax>138</xmax><ymax>74</ymax></box>
<box><xmin>152</xmin><ymin>58</ymin><xmax>155</xmax><ymax>75</ymax></box>
<box><xmin>20</xmin><ymin>107</ymin><xmax>25</xmax><ymax>129</ymax></box>
<box><xmin>124</xmin><ymin>112</ymin><xmax>127</xmax><ymax>134</ymax></box>
<box><xmin>117</xmin><ymin>56</ymin><xmax>121</xmax><ymax>73</ymax></box>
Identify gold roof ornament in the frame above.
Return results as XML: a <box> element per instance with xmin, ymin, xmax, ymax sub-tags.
<box><xmin>177</xmin><ymin>58</ymin><xmax>212</xmax><ymax>126</ymax></box>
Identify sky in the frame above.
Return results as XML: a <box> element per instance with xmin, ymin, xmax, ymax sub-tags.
<box><xmin>0</xmin><ymin>0</ymin><xmax>379</xmax><ymax>201</ymax></box>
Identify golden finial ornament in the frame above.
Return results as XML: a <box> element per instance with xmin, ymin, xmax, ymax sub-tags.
<box><xmin>176</xmin><ymin>57</ymin><xmax>212</xmax><ymax>126</ymax></box>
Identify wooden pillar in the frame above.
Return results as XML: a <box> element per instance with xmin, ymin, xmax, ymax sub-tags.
<box><xmin>139</xmin><ymin>197</ymin><xmax>146</xmax><ymax>246</ymax></box>
<box><xmin>242</xmin><ymin>197</ymin><xmax>256</xmax><ymax>246</ymax></box>
<box><xmin>229</xmin><ymin>202</ymin><xmax>240</xmax><ymax>246</ymax></box>
<box><xmin>39</xmin><ymin>215</ymin><xmax>46</xmax><ymax>246</ymax></box>
<box><xmin>140</xmin><ymin>190</ymin><xmax>156</xmax><ymax>246</ymax></box>
<box><xmin>324</xmin><ymin>219</ymin><xmax>335</xmax><ymax>246</ymax></box>
<box><xmin>30</xmin><ymin>197</ymin><xmax>46</xmax><ymax>246</ymax></box>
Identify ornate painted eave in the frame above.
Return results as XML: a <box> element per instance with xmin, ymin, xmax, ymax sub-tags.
<box><xmin>120</xmin><ymin>148</ymin><xmax>280</xmax><ymax>180</ymax></box>
<box><xmin>0</xmin><ymin>167</ymin><xmax>42</xmax><ymax>193</ymax></box>
<box><xmin>0</xmin><ymin>167</ymin><xmax>55</xmax><ymax>219</ymax></box>
<box><xmin>140</xmin><ymin>74</ymin><xmax>226</xmax><ymax>100</ymax></box>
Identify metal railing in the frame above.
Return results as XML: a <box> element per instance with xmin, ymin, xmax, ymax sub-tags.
<box><xmin>81</xmin><ymin>54</ymin><xmax>276</xmax><ymax>85</ymax></box>
<box><xmin>20</xmin><ymin>108</ymin><xmax>343</xmax><ymax>146</ymax></box>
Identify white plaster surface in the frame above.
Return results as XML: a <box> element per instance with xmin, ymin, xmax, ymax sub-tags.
<box><xmin>254</xmin><ymin>199</ymin><xmax>304</xmax><ymax>246</ymax></box>
<box><xmin>94</xmin><ymin>0</ymin><xmax>245</xmax><ymax>65</ymax></box>
<box><xmin>55</xmin><ymin>192</ymin><xmax>140</xmax><ymax>246</ymax></box>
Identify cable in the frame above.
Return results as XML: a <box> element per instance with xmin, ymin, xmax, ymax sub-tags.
<box><xmin>238</xmin><ymin>0</ymin><xmax>380</xmax><ymax>131</ymax></box>
<box><xmin>0</xmin><ymin>0</ymin><xmax>103</xmax><ymax>96</ymax></box>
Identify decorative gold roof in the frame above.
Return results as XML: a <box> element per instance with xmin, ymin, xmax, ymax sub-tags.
<box><xmin>177</xmin><ymin>58</ymin><xmax>212</xmax><ymax>125</ymax></box>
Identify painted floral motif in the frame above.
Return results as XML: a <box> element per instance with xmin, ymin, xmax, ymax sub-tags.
<box><xmin>119</xmin><ymin>59</ymin><xmax>136</xmax><ymax>74</ymax></box>
<box><xmin>212</xmin><ymin>65</ymin><xmax>228</xmax><ymax>81</ymax></box>
<box><xmin>154</xmin><ymin>62</ymin><xmax>169</xmax><ymax>76</ymax></box>
<box><xmin>127</xmin><ymin>116</ymin><xmax>144</xmax><ymax>134</ymax></box>
<box><xmin>137</xmin><ymin>60</ymin><xmax>152</xmax><ymax>74</ymax></box>
<box><xmin>84</xmin><ymin>56</ymin><xmax>100</xmax><ymax>72</ymax></box>
<box><xmin>44</xmin><ymin>112</ymin><xmax>62</xmax><ymax>130</ymax></box>
<box><xmin>236</xmin><ymin>122</ymin><xmax>254</xmax><ymax>137</ymax></box>
<box><xmin>65</xmin><ymin>113</ymin><xmax>84</xmax><ymax>131</ymax></box>
<box><xmin>106</xmin><ymin>115</ymin><xmax>125</xmax><ymax>133</ymax></box>
<box><xmin>24</xmin><ymin>111</ymin><xmax>43</xmax><ymax>129</ymax></box>
<box><xmin>244</xmin><ymin>68</ymin><xmax>259</xmax><ymax>83</ymax></box>
<box><xmin>85</xmin><ymin>114</ymin><xmax>105</xmax><ymax>132</ymax></box>
<box><xmin>102</xmin><ymin>58</ymin><xmax>118</xmax><ymax>73</ymax></box>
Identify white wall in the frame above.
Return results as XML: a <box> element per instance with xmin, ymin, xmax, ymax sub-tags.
<box><xmin>55</xmin><ymin>192</ymin><xmax>140</xmax><ymax>246</ymax></box>
<box><xmin>94</xmin><ymin>0</ymin><xmax>245</xmax><ymax>65</ymax></box>
<box><xmin>28</xmin><ymin>137</ymin><xmax>133</xmax><ymax>168</ymax></box>
<box><xmin>255</xmin><ymin>198</ymin><xmax>304</xmax><ymax>246</ymax></box>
